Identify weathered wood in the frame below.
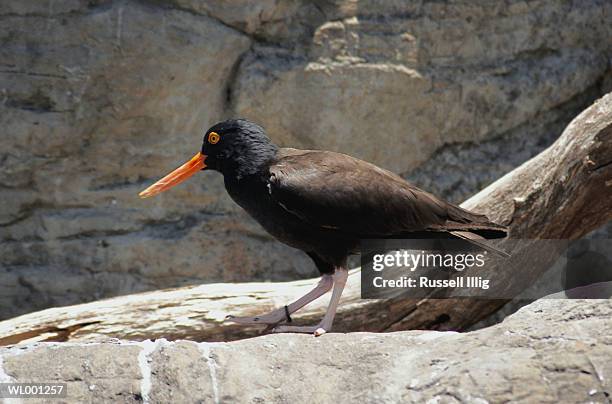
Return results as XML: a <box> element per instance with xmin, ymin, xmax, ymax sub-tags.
<box><xmin>1</xmin><ymin>93</ymin><xmax>611</xmax><ymax>345</ymax></box>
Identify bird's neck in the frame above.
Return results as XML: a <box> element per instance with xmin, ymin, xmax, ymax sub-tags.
<box><xmin>220</xmin><ymin>142</ymin><xmax>278</xmax><ymax>181</ymax></box>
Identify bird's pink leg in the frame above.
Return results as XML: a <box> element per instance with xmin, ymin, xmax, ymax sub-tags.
<box><xmin>272</xmin><ymin>267</ymin><xmax>348</xmax><ymax>336</ymax></box>
<box><xmin>225</xmin><ymin>274</ymin><xmax>333</xmax><ymax>325</ymax></box>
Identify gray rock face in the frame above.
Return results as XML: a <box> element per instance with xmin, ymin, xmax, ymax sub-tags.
<box><xmin>1</xmin><ymin>0</ymin><xmax>611</xmax><ymax>319</ymax></box>
<box><xmin>1</xmin><ymin>299</ymin><xmax>610</xmax><ymax>403</ymax></box>
<box><xmin>233</xmin><ymin>0</ymin><xmax>612</xmax><ymax>173</ymax></box>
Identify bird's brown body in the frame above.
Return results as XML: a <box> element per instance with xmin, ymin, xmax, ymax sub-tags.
<box><xmin>225</xmin><ymin>147</ymin><xmax>506</xmax><ymax>273</ymax></box>
<box><xmin>140</xmin><ymin>119</ymin><xmax>508</xmax><ymax>335</ymax></box>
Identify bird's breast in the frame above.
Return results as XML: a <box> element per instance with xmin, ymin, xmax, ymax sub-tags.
<box><xmin>223</xmin><ymin>175</ymin><xmax>354</xmax><ymax>254</ymax></box>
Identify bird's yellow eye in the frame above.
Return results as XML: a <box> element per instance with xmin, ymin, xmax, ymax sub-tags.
<box><xmin>208</xmin><ymin>132</ymin><xmax>220</xmax><ymax>144</ymax></box>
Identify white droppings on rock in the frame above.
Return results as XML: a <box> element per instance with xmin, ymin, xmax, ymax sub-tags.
<box><xmin>137</xmin><ymin>339</ymin><xmax>165</xmax><ymax>404</ymax></box>
<box><xmin>198</xmin><ymin>343</ymin><xmax>221</xmax><ymax>404</ymax></box>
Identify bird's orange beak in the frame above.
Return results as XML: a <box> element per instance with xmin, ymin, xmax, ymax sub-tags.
<box><xmin>139</xmin><ymin>152</ymin><xmax>206</xmax><ymax>198</ymax></box>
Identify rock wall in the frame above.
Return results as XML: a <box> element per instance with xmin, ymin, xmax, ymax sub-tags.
<box><xmin>1</xmin><ymin>0</ymin><xmax>611</xmax><ymax>319</ymax></box>
<box><xmin>0</xmin><ymin>299</ymin><xmax>610</xmax><ymax>403</ymax></box>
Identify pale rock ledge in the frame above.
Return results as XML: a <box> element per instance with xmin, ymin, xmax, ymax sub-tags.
<box><xmin>0</xmin><ymin>299</ymin><xmax>610</xmax><ymax>403</ymax></box>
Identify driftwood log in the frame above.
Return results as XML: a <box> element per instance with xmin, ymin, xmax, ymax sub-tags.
<box><xmin>1</xmin><ymin>93</ymin><xmax>611</xmax><ymax>345</ymax></box>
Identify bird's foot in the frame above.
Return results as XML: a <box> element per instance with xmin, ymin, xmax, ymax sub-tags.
<box><xmin>271</xmin><ymin>323</ymin><xmax>328</xmax><ymax>337</ymax></box>
<box><xmin>225</xmin><ymin>307</ymin><xmax>288</xmax><ymax>325</ymax></box>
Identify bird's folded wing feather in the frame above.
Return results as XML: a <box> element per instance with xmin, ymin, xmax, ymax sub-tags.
<box><xmin>268</xmin><ymin>149</ymin><xmax>494</xmax><ymax>237</ymax></box>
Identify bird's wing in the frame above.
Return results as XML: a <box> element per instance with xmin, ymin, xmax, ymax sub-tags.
<box><xmin>268</xmin><ymin>149</ymin><xmax>503</xmax><ymax>238</ymax></box>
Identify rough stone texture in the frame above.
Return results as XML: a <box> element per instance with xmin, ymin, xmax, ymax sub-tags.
<box><xmin>0</xmin><ymin>299</ymin><xmax>610</xmax><ymax>403</ymax></box>
<box><xmin>233</xmin><ymin>0</ymin><xmax>612</xmax><ymax>173</ymax></box>
<box><xmin>1</xmin><ymin>343</ymin><xmax>143</xmax><ymax>403</ymax></box>
<box><xmin>1</xmin><ymin>0</ymin><xmax>611</xmax><ymax>319</ymax></box>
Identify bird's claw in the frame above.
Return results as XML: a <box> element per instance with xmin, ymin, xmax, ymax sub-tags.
<box><xmin>224</xmin><ymin>310</ymin><xmax>286</xmax><ymax>325</ymax></box>
<box><xmin>224</xmin><ymin>314</ymin><xmax>263</xmax><ymax>324</ymax></box>
<box><xmin>225</xmin><ymin>310</ymin><xmax>329</xmax><ymax>336</ymax></box>
<box><xmin>225</xmin><ymin>314</ymin><xmax>286</xmax><ymax>334</ymax></box>
<box><xmin>262</xmin><ymin>322</ymin><xmax>284</xmax><ymax>333</ymax></box>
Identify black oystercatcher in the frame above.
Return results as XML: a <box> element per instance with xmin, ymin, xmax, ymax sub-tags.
<box><xmin>139</xmin><ymin>119</ymin><xmax>507</xmax><ymax>336</ymax></box>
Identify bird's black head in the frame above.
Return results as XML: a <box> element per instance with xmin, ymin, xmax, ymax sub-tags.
<box><xmin>201</xmin><ymin>119</ymin><xmax>277</xmax><ymax>178</ymax></box>
<box><xmin>139</xmin><ymin>119</ymin><xmax>278</xmax><ymax>198</ymax></box>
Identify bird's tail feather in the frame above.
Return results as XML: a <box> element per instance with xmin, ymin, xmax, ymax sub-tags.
<box><xmin>450</xmin><ymin>230</ymin><xmax>511</xmax><ymax>258</ymax></box>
